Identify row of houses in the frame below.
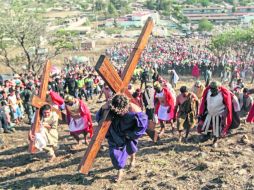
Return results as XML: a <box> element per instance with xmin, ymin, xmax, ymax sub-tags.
<box><xmin>183</xmin><ymin>6</ymin><xmax>254</xmax><ymax>14</ymax></box>
<box><xmin>183</xmin><ymin>6</ymin><xmax>254</xmax><ymax>25</ymax></box>
<box><xmin>104</xmin><ymin>6</ymin><xmax>254</xmax><ymax>28</ymax></box>
<box><xmin>104</xmin><ymin>10</ymin><xmax>160</xmax><ymax>28</ymax></box>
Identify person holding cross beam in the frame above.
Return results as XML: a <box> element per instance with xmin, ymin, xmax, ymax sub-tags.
<box><xmin>96</xmin><ymin>94</ymin><xmax>148</xmax><ymax>182</ymax></box>
<box><xmin>29</xmin><ymin>104</ymin><xmax>59</xmax><ymax>162</ymax></box>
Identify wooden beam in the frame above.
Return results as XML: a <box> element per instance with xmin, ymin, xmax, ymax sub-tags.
<box><xmin>78</xmin><ymin>110</ymin><xmax>112</xmax><ymax>174</ymax></box>
<box><xmin>121</xmin><ymin>17</ymin><xmax>154</xmax><ymax>86</ymax></box>
<box><xmin>95</xmin><ymin>55</ymin><xmax>123</xmax><ymax>93</ymax></box>
<box><xmin>29</xmin><ymin>60</ymin><xmax>52</xmax><ymax>153</ymax></box>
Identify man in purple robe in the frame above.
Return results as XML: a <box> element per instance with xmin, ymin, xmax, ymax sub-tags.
<box><xmin>96</xmin><ymin>94</ymin><xmax>148</xmax><ymax>182</ymax></box>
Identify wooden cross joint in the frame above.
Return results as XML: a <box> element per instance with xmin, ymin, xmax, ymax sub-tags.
<box><xmin>31</xmin><ymin>95</ymin><xmax>63</xmax><ymax>120</ymax></box>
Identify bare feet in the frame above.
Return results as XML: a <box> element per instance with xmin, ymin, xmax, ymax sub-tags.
<box><xmin>178</xmin><ymin>131</ymin><xmax>183</xmax><ymax>143</ymax></box>
<box><xmin>159</xmin><ymin>128</ymin><xmax>165</xmax><ymax>137</ymax></box>
<box><xmin>153</xmin><ymin>131</ymin><xmax>159</xmax><ymax>143</ymax></box>
<box><xmin>47</xmin><ymin>155</ymin><xmax>56</xmax><ymax>162</ymax></box>
<box><xmin>240</xmin><ymin>135</ymin><xmax>250</xmax><ymax>144</ymax></box>
<box><xmin>212</xmin><ymin>137</ymin><xmax>218</xmax><ymax>148</ymax></box>
<box><xmin>212</xmin><ymin>142</ymin><xmax>218</xmax><ymax>148</ymax></box>
<box><xmin>130</xmin><ymin>154</ymin><xmax>136</xmax><ymax>169</ymax></box>
<box><xmin>84</xmin><ymin>139</ymin><xmax>90</xmax><ymax>145</ymax></box>
<box><xmin>71</xmin><ymin>143</ymin><xmax>82</xmax><ymax>150</ymax></box>
<box><xmin>171</xmin><ymin>127</ymin><xmax>176</xmax><ymax>135</ymax></box>
<box><xmin>114</xmin><ymin>169</ymin><xmax>124</xmax><ymax>183</ymax></box>
<box><xmin>130</xmin><ymin>161</ymin><xmax>135</xmax><ymax>169</ymax></box>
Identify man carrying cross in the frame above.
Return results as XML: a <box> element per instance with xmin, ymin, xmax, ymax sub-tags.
<box><xmin>78</xmin><ymin>17</ymin><xmax>154</xmax><ymax>177</ymax></box>
<box><xmin>29</xmin><ymin>60</ymin><xmax>93</xmax><ymax>155</ymax></box>
<box><xmin>96</xmin><ymin>94</ymin><xmax>148</xmax><ymax>182</ymax></box>
<box><xmin>29</xmin><ymin>104</ymin><xmax>59</xmax><ymax>162</ymax></box>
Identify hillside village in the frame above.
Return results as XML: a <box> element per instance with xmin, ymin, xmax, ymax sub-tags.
<box><xmin>1</xmin><ymin>0</ymin><xmax>254</xmax><ymax>50</ymax></box>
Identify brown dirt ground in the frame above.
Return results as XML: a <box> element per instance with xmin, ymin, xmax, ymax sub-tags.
<box><xmin>0</xmin><ymin>78</ymin><xmax>254</xmax><ymax>190</ymax></box>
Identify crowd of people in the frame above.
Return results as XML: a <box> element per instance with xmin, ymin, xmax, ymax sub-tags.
<box><xmin>0</xmin><ymin>36</ymin><xmax>254</xmax><ymax>182</ymax></box>
<box><xmin>106</xmin><ymin>37</ymin><xmax>254</xmax><ymax>85</ymax></box>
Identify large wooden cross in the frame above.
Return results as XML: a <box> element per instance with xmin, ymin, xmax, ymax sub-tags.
<box><xmin>78</xmin><ymin>17</ymin><xmax>154</xmax><ymax>174</ymax></box>
<box><xmin>28</xmin><ymin>60</ymin><xmax>52</xmax><ymax>153</ymax></box>
<box><xmin>28</xmin><ymin>60</ymin><xmax>63</xmax><ymax>153</ymax></box>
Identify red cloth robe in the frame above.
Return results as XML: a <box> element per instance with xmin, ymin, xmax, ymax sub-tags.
<box><xmin>49</xmin><ymin>91</ymin><xmax>64</xmax><ymax>106</ymax></box>
<box><xmin>66</xmin><ymin>100</ymin><xmax>93</xmax><ymax>137</ymax></box>
<box><xmin>155</xmin><ymin>87</ymin><xmax>175</xmax><ymax>120</ymax></box>
<box><xmin>199</xmin><ymin>86</ymin><xmax>232</xmax><ymax>136</ymax></box>
<box><xmin>192</xmin><ymin>64</ymin><xmax>200</xmax><ymax>78</ymax></box>
<box><xmin>246</xmin><ymin>103</ymin><xmax>254</xmax><ymax>123</ymax></box>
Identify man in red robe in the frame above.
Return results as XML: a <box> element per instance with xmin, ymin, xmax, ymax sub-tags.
<box><xmin>198</xmin><ymin>81</ymin><xmax>240</xmax><ymax>147</ymax></box>
<box><xmin>246</xmin><ymin>88</ymin><xmax>254</xmax><ymax>123</ymax></box>
<box><xmin>154</xmin><ymin>82</ymin><xmax>175</xmax><ymax>136</ymax></box>
<box><xmin>246</xmin><ymin>105</ymin><xmax>254</xmax><ymax>123</ymax></box>
<box><xmin>64</xmin><ymin>95</ymin><xmax>93</xmax><ymax>149</ymax></box>
<box><xmin>192</xmin><ymin>63</ymin><xmax>200</xmax><ymax>79</ymax></box>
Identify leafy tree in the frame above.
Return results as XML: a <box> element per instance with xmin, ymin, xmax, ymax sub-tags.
<box><xmin>225</xmin><ymin>0</ymin><xmax>234</xmax><ymax>4</ymax></box>
<box><xmin>198</xmin><ymin>19</ymin><xmax>213</xmax><ymax>32</ymax></box>
<box><xmin>179</xmin><ymin>15</ymin><xmax>190</xmax><ymax>24</ymax></box>
<box><xmin>0</xmin><ymin>8</ymin><xmax>74</xmax><ymax>73</ymax></box>
<box><xmin>78</xmin><ymin>2</ymin><xmax>89</xmax><ymax>10</ymax></box>
<box><xmin>110</xmin><ymin>0</ymin><xmax>129</xmax><ymax>10</ymax></box>
<box><xmin>122</xmin><ymin>4</ymin><xmax>133</xmax><ymax>14</ymax></box>
<box><xmin>200</xmin><ymin>0</ymin><xmax>210</xmax><ymax>7</ymax></box>
<box><xmin>145</xmin><ymin>0</ymin><xmax>181</xmax><ymax>18</ymax></box>
<box><xmin>232</xmin><ymin>5</ymin><xmax>236</xmax><ymax>13</ymax></box>
<box><xmin>146</xmin><ymin>0</ymin><xmax>157</xmax><ymax>10</ymax></box>
<box><xmin>95</xmin><ymin>0</ymin><xmax>106</xmax><ymax>11</ymax></box>
<box><xmin>108</xmin><ymin>3</ymin><xmax>118</xmax><ymax>17</ymax></box>
<box><xmin>239</xmin><ymin>0</ymin><xmax>250</xmax><ymax>6</ymax></box>
<box><xmin>209</xmin><ymin>27</ymin><xmax>254</xmax><ymax>57</ymax></box>
<box><xmin>157</xmin><ymin>0</ymin><xmax>173</xmax><ymax>12</ymax></box>
<box><xmin>186</xmin><ymin>0</ymin><xmax>199</xmax><ymax>4</ymax></box>
<box><xmin>49</xmin><ymin>29</ymin><xmax>76</xmax><ymax>53</ymax></box>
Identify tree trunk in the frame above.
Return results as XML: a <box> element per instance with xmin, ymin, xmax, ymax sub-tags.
<box><xmin>2</xmin><ymin>48</ymin><xmax>17</xmax><ymax>73</ymax></box>
<box><xmin>19</xmin><ymin>36</ymin><xmax>32</xmax><ymax>71</ymax></box>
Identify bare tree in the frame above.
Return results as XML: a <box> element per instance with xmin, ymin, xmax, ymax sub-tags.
<box><xmin>0</xmin><ymin>9</ymin><xmax>75</xmax><ymax>74</ymax></box>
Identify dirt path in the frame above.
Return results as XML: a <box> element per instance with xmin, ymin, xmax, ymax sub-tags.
<box><xmin>0</xmin><ymin>80</ymin><xmax>254</xmax><ymax>190</ymax></box>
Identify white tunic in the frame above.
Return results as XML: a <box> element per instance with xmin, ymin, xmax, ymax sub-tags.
<box><xmin>202</xmin><ymin>90</ymin><xmax>225</xmax><ymax>137</ymax></box>
<box><xmin>155</xmin><ymin>91</ymin><xmax>171</xmax><ymax>121</ymax></box>
<box><xmin>69</xmin><ymin>117</ymin><xmax>88</xmax><ymax>133</ymax></box>
<box><xmin>66</xmin><ymin>102</ymin><xmax>88</xmax><ymax>133</ymax></box>
<box><xmin>8</xmin><ymin>95</ymin><xmax>19</xmax><ymax>109</ymax></box>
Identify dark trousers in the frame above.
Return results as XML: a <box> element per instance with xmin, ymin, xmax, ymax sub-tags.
<box><xmin>140</xmin><ymin>80</ymin><xmax>147</xmax><ymax>90</ymax></box>
<box><xmin>0</xmin><ymin>113</ymin><xmax>9</xmax><ymax>131</ymax></box>
<box><xmin>85</xmin><ymin>87</ymin><xmax>93</xmax><ymax>101</ymax></box>
<box><xmin>24</xmin><ymin>103</ymin><xmax>34</xmax><ymax>124</ymax></box>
